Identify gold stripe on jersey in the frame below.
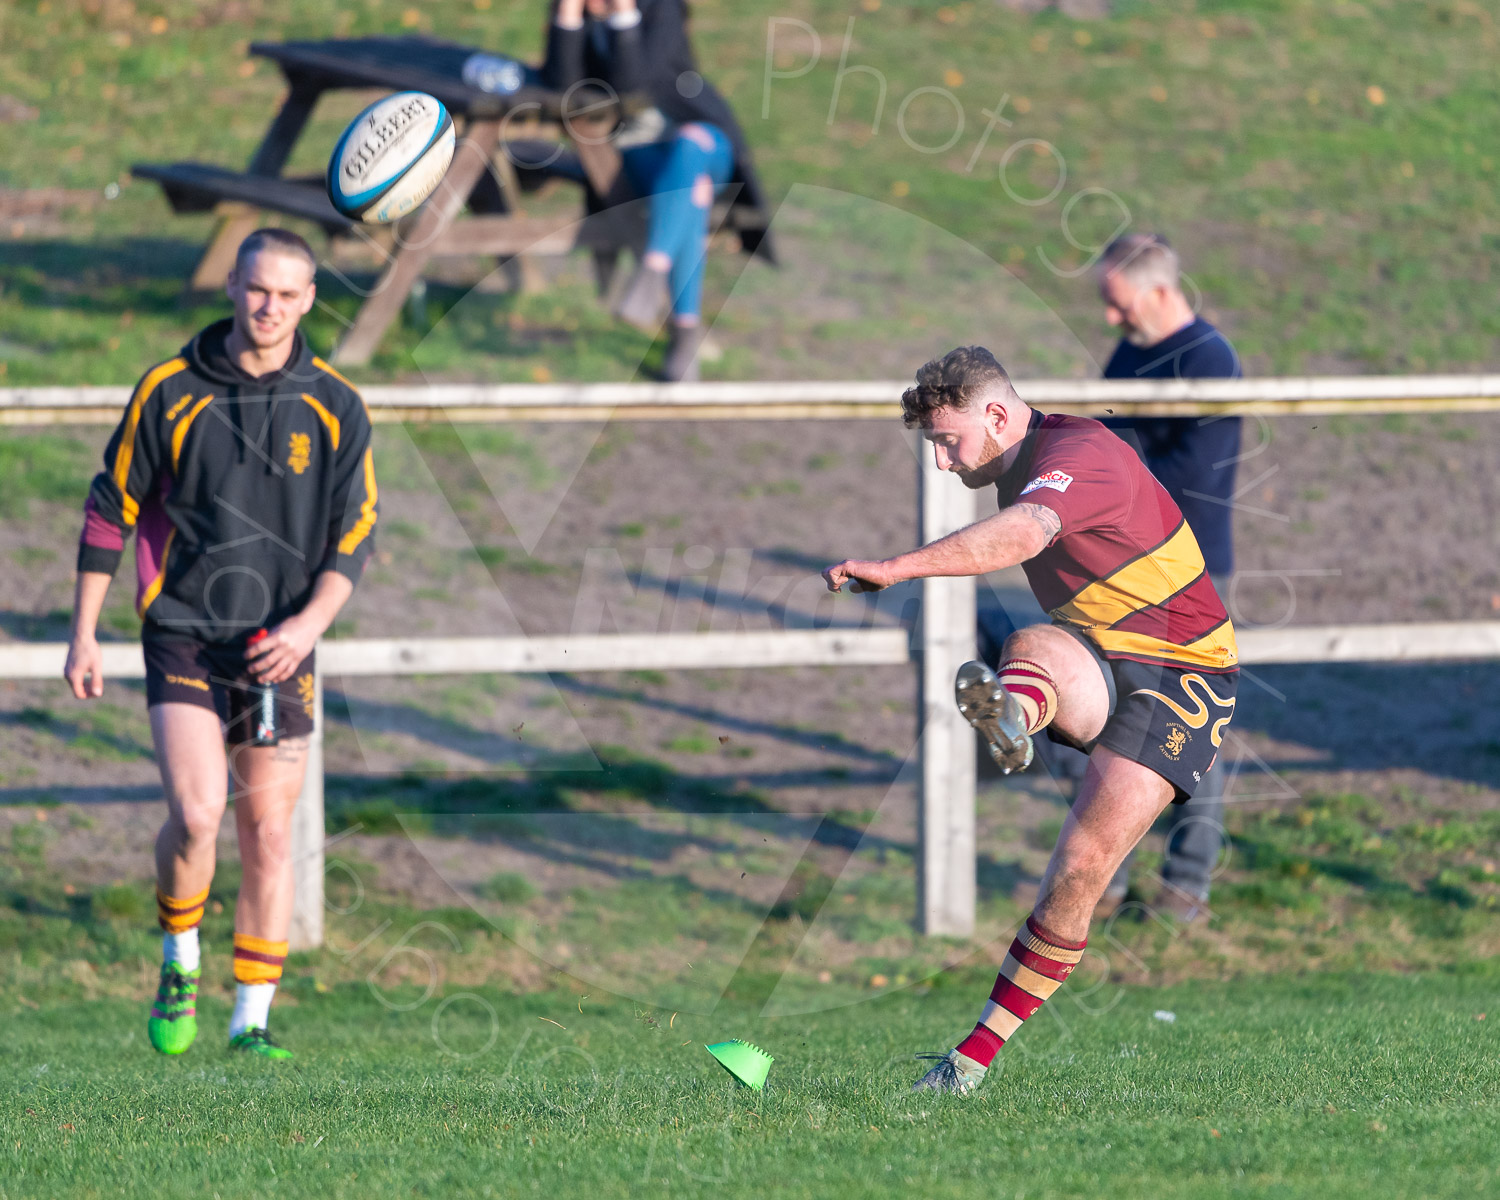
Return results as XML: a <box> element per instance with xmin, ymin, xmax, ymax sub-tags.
<box><xmin>1054</xmin><ymin>521</ymin><xmax>1205</xmax><ymax>631</ymax></box>
<box><xmin>137</xmin><ymin>529</ymin><xmax>176</xmax><ymax>618</ymax></box>
<box><xmin>171</xmin><ymin>394</ymin><xmax>214</xmax><ymax>472</ymax></box>
<box><xmin>300</xmin><ymin>393</ymin><xmax>341</xmax><ymax>450</ymax></box>
<box><xmin>1086</xmin><ymin>618</ymin><xmax>1239</xmax><ymax>670</ymax></box>
<box><xmin>337</xmin><ymin>447</ymin><xmax>378</xmax><ymax>555</ymax></box>
<box><xmin>112</xmin><ymin>358</ymin><xmax>188</xmax><ymax>525</ymax></box>
<box><xmin>311</xmin><ymin>356</ymin><xmax>359</xmax><ymax>394</ymax></box>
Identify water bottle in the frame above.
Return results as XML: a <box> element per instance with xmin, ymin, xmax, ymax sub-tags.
<box><xmin>247</xmin><ymin>629</ymin><xmax>279</xmax><ymax>745</ymax></box>
<box><xmin>461</xmin><ymin>53</ymin><xmax>525</xmax><ymax>96</ymax></box>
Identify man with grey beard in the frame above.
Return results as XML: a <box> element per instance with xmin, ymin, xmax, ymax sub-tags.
<box><xmin>1096</xmin><ymin>232</ymin><xmax>1242</xmax><ymax>924</ymax></box>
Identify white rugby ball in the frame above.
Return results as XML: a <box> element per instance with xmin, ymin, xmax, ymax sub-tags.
<box><xmin>327</xmin><ymin>91</ymin><xmax>455</xmax><ymax>224</ymax></box>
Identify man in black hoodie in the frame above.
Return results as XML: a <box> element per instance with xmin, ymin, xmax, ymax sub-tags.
<box><xmin>64</xmin><ymin>228</ymin><xmax>377</xmax><ymax>1059</ymax></box>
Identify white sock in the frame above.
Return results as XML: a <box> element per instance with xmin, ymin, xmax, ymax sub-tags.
<box><xmin>163</xmin><ymin>928</ymin><xmax>201</xmax><ymax>973</ymax></box>
<box><xmin>229</xmin><ymin>983</ymin><xmax>277</xmax><ymax>1037</ymax></box>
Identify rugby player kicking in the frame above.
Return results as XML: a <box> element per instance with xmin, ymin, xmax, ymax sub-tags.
<box><xmin>64</xmin><ymin>229</ymin><xmax>378</xmax><ymax>1059</ymax></box>
<box><xmin>822</xmin><ymin>346</ymin><xmax>1237</xmax><ymax>1094</ymax></box>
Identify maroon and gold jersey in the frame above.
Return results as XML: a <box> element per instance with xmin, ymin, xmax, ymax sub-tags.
<box><xmin>995</xmin><ymin>410</ymin><xmax>1237</xmax><ymax>672</ymax></box>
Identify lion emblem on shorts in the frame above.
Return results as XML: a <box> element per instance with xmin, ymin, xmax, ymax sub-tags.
<box><xmin>1162</xmin><ymin>724</ymin><xmax>1189</xmax><ymax>760</ymax></box>
<box><xmin>296</xmin><ymin>672</ymin><xmax>316</xmax><ymax>717</ymax></box>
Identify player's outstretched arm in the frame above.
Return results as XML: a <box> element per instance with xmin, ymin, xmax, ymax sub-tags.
<box><xmin>64</xmin><ymin>571</ymin><xmax>113</xmax><ymax>699</ymax></box>
<box><xmin>822</xmin><ymin>503</ymin><xmax>1061</xmax><ymax>593</ymax></box>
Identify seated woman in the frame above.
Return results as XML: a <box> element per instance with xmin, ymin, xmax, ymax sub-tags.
<box><xmin>543</xmin><ymin>0</ymin><xmax>775</xmax><ymax>381</ymax></box>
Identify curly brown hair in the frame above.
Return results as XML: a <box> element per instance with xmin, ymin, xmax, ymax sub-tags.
<box><xmin>899</xmin><ymin>346</ymin><xmax>1015</xmax><ymax>428</ymax></box>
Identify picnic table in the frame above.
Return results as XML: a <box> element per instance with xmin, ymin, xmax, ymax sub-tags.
<box><xmin>133</xmin><ymin>36</ymin><xmax>642</xmax><ymax>365</ymax></box>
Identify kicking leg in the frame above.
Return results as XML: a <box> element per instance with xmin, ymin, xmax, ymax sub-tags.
<box><xmin>224</xmin><ymin>736</ymin><xmax>308</xmax><ymax>1058</ymax></box>
<box><xmin>957</xmin><ymin>624</ymin><xmax>1110</xmax><ymax>771</ymax></box>
<box><xmin>148</xmin><ymin>702</ymin><xmax>228</xmax><ymax>1055</ymax></box>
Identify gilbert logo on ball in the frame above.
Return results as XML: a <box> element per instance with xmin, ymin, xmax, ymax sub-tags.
<box><xmin>327</xmin><ymin>91</ymin><xmax>455</xmax><ymax>225</ymax></box>
<box><xmin>705</xmin><ymin>1040</ymin><xmax>773</xmax><ymax>1090</ymax></box>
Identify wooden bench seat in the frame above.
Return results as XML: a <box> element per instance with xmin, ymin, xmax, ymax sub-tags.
<box><xmin>132</xmin><ymin>162</ymin><xmax>355</xmax><ymax>232</ymax></box>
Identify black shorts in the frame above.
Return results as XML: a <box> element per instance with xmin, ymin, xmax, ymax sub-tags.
<box><xmin>1050</xmin><ymin>626</ymin><xmax>1237</xmax><ymax>802</ymax></box>
<box><xmin>143</xmin><ymin>634</ymin><xmax>316</xmax><ymax>746</ymax></box>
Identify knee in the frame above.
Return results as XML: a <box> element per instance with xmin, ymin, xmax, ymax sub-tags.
<box><xmin>680</xmin><ymin>123</ymin><xmax>716</xmax><ymax>153</ymax></box>
<box><xmin>237</xmin><ymin>806</ymin><xmax>294</xmax><ymax>866</ymax></box>
<box><xmin>172</xmin><ymin>799</ymin><xmax>225</xmax><ymax>848</ymax></box>
<box><xmin>690</xmin><ymin>172</ymin><xmax>715</xmax><ymax>208</ymax></box>
<box><xmin>1002</xmin><ymin>626</ymin><xmax>1054</xmax><ymax>665</ymax></box>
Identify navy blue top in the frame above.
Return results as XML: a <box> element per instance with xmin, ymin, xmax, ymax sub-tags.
<box><xmin>1101</xmin><ymin>318</ymin><xmax>1242</xmax><ymax>578</ymax></box>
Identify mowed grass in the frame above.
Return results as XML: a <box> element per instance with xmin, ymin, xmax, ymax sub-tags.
<box><xmin>1</xmin><ymin>0</ymin><xmax>1499</xmax><ymax>382</ymax></box>
<box><xmin>5</xmin><ymin>967</ymin><xmax>1500</xmax><ymax>1200</ymax></box>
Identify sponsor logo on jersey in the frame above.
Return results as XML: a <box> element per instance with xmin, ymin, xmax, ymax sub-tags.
<box><xmin>1021</xmin><ymin>469</ymin><xmax>1074</xmax><ymax>496</ymax></box>
<box><xmin>288</xmin><ymin>432</ymin><xmax>312</xmax><ymax>475</ymax></box>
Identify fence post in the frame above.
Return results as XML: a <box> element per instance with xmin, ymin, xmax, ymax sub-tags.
<box><xmin>916</xmin><ymin>452</ymin><xmax>977</xmax><ymax>936</ymax></box>
<box><xmin>288</xmin><ymin>649</ymin><xmax>324</xmax><ymax>951</ymax></box>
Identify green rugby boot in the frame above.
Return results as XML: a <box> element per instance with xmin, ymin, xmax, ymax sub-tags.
<box><xmin>147</xmin><ymin>963</ymin><xmax>200</xmax><ymax>1056</ymax></box>
<box><xmin>911</xmin><ymin>1048</ymin><xmax>988</xmax><ymax>1095</ymax></box>
<box><xmin>228</xmin><ymin>1027</ymin><xmax>294</xmax><ymax>1060</ymax></box>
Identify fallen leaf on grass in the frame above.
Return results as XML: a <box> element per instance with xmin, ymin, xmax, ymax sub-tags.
<box><xmin>539</xmin><ymin>1017</ymin><xmax>566</xmax><ymax>1029</ymax></box>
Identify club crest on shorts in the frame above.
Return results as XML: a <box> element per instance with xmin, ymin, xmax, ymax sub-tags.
<box><xmin>296</xmin><ymin>673</ymin><xmax>316</xmax><ymax>717</ymax></box>
<box><xmin>288</xmin><ymin>432</ymin><xmax>312</xmax><ymax>475</ymax></box>
<box><xmin>1162</xmin><ymin>723</ymin><xmax>1190</xmax><ymax>760</ymax></box>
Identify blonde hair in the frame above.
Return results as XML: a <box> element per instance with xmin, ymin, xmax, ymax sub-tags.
<box><xmin>235</xmin><ymin>228</ymin><xmax>317</xmax><ymax>275</ymax></box>
<box><xmin>1099</xmin><ymin>233</ymin><xmax>1180</xmax><ymax>292</ymax></box>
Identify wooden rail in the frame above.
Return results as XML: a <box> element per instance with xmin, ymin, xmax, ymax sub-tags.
<box><xmin>7</xmin><ymin>375</ymin><xmax>1500</xmax><ymax>425</ymax></box>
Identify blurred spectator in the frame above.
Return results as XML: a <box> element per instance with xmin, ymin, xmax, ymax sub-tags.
<box><xmin>543</xmin><ymin>0</ymin><xmax>775</xmax><ymax>381</ymax></box>
<box><xmin>1097</xmin><ymin>232</ymin><xmax>1242</xmax><ymax>922</ymax></box>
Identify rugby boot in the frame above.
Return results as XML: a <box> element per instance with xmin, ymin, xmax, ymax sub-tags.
<box><xmin>911</xmin><ymin>1048</ymin><xmax>988</xmax><ymax>1095</ymax></box>
<box><xmin>228</xmin><ymin>1027</ymin><xmax>294</xmax><ymax>1060</ymax></box>
<box><xmin>955</xmin><ymin>660</ymin><xmax>1034</xmax><ymax>774</ymax></box>
<box><xmin>147</xmin><ymin>963</ymin><xmax>200</xmax><ymax>1055</ymax></box>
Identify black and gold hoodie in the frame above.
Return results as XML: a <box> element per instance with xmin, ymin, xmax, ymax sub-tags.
<box><xmin>78</xmin><ymin>319</ymin><xmax>377</xmax><ymax>643</ymax></box>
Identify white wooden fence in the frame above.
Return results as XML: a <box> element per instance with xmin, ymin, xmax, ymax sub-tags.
<box><xmin>4</xmin><ymin>375</ymin><xmax>1498</xmax><ymax>945</ymax></box>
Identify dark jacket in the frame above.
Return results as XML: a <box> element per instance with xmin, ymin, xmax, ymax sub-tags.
<box><xmin>542</xmin><ymin>0</ymin><xmax>775</xmax><ymax>262</ymax></box>
<box><xmin>1101</xmin><ymin>318</ymin><xmax>1241</xmax><ymax>578</ymax></box>
<box><xmin>78</xmin><ymin>319</ymin><xmax>378</xmax><ymax>643</ymax></box>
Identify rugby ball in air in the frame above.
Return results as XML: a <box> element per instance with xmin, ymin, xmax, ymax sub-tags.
<box><xmin>327</xmin><ymin>91</ymin><xmax>455</xmax><ymax>224</ymax></box>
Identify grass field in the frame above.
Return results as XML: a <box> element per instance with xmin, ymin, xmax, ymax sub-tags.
<box><xmin>6</xmin><ymin>3</ymin><xmax>1500</xmax><ymax>1194</ymax></box>
<box><xmin>6</xmin><ymin>770</ymin><xmax>1500</xmax><ymax>1197</ymax></box>
<box><xmin>6</xmin><ymin>968</ymin><xmax>1500</xmax><ymax>1199</ymax></box>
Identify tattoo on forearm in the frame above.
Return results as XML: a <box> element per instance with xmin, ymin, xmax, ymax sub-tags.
<box><xmin>1015</xmin><ymin>503</ymin><xmax>1062</xmax><ymax>542</ymax></box>
<box><xmin>273</xmin><ymin>736</ymin><xmax>310</xmax><ymax>763</ymax></box>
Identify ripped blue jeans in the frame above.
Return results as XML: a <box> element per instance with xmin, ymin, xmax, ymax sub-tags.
<box><xmin>621</xmin><ymin>122</ymin><xmax>734</xmax><ymax>321</ymax></box>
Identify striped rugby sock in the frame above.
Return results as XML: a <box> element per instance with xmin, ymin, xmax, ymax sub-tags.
<box><xmin>998</xmin><ymin>659</ymin><xmax>1058</xmax><ymax>735</ymax></box>
<box><xmin>955</xmin><ymin>914</ymin><xmax>1087</xmax><ymax>1067</ymax></box>
<box><xmin>157</xmin><ymin>885</ymin><xmax>209</xmax><ymax>933</ymax></box>
<box><xmin>231</xmin><ymin>934</ymin><xmax>288</xmax><ymax>1037</ymax></box>
<box><xmin>232</xmin><ymin>933</ymin><xmax>289</xmax><ymax>987</ymax></box>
